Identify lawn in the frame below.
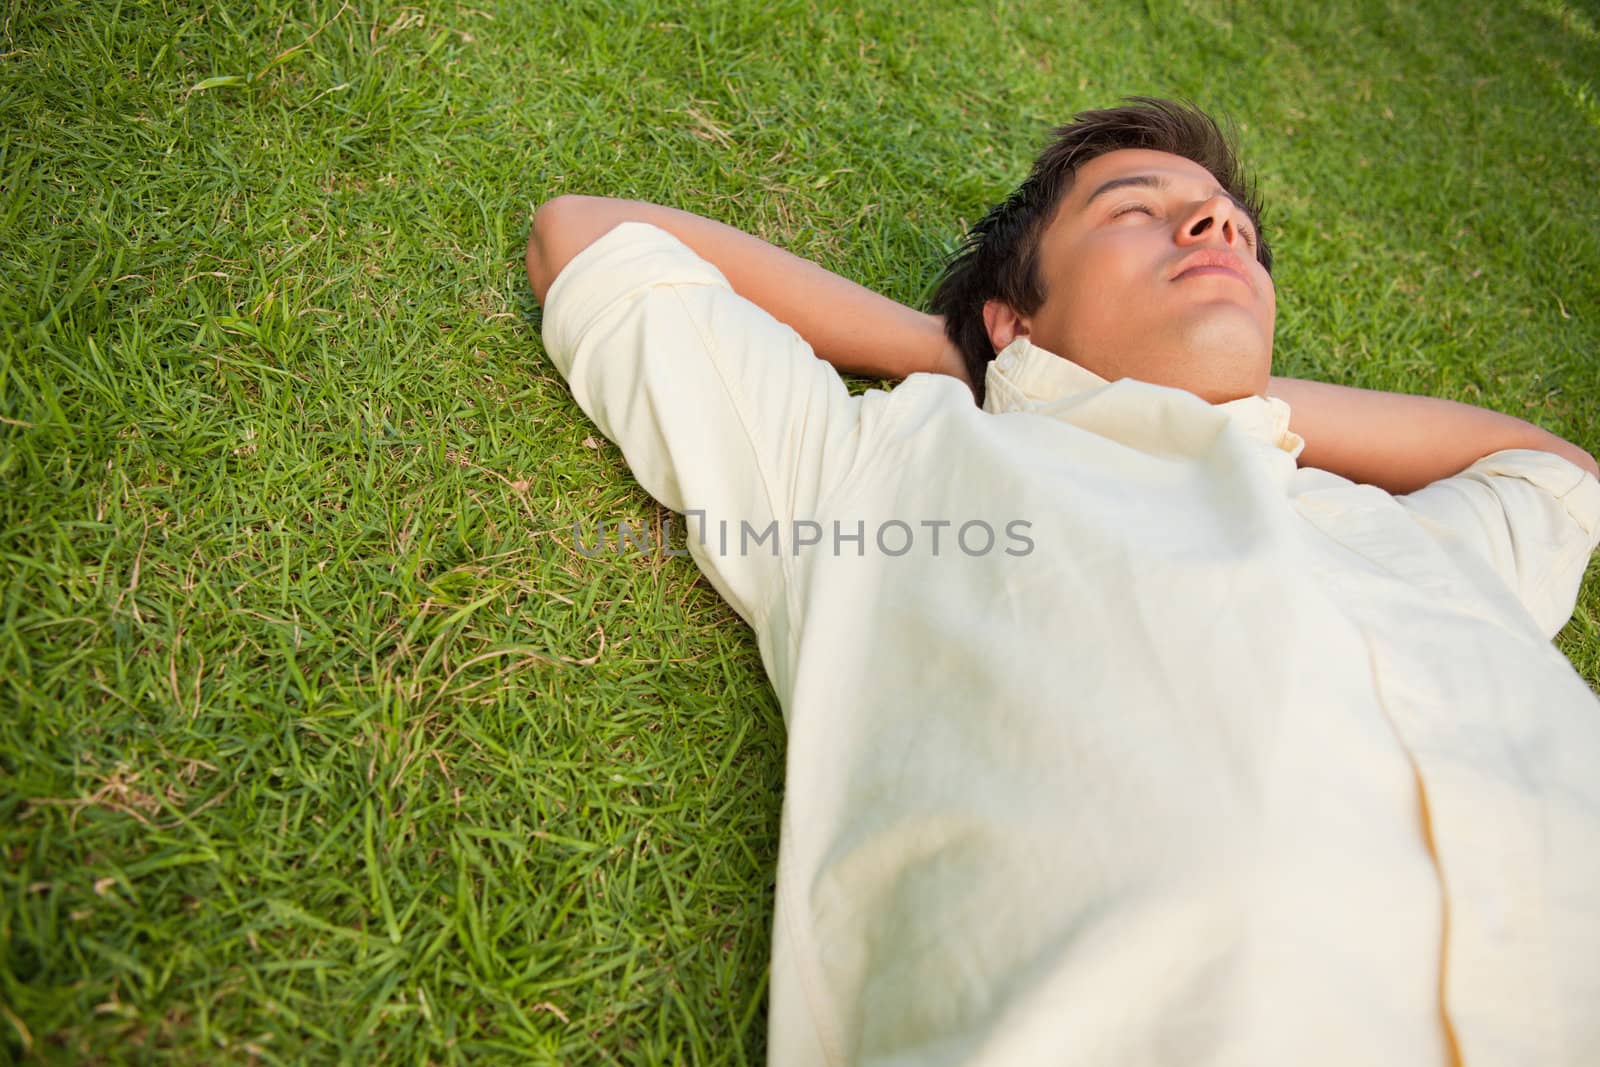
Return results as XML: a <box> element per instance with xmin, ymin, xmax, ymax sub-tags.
<box><xmin>2</xmin><ymin>0</ymin><xmax>1598</xmax><ymax>1062</ymax></box>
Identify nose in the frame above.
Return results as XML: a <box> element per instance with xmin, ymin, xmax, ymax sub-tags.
<box><xmin>1177</xmin><ymin>195</ymin><xmax>1248</xmax><ymax>251</ymax></box>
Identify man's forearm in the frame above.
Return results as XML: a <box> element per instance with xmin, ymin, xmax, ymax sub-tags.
<box><xmin>527</xmin><ymin>196</ymin><xmax>964</xmax><ymax>383</ymax></box>
<box><xmin>1268</xmin><ymin>376</ymin><xmax>1599</xmax><ymax>493</ymax></box>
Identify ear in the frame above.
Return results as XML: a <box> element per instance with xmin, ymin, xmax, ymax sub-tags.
<box><xmin>982</xmin><ymin>299</ymin><xmax>1029</xmax><ymax>354</ymax></box>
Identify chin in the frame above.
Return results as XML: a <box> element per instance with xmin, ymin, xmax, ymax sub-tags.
<box><xmin>1190</xmin><ymin>380</ymin><xmax>1265</xmax><ymax>405</ymax></box>
<box><xmin>1172</xmin><ymin>314</ymin><xmax>1272</xmax><ymax>401</ymax></box>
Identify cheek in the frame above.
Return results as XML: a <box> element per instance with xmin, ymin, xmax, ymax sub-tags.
<box><xmin>1028</xmin><ymin>239</ymin><xmax>1147</xmax><ymax>351</ymax></box>
<box><xmin>1036</xmin><ymin>260</ymin><xmax>1107</xmax><ymax>332</ymax></box>
<box><xmin>1077</xmin><ymin>246</ymin><xmax>1149</xmax><ymax>315</ymax></box>
<box><xmin>1032</xmin><ymin>287</ymin><xmax>1094</xmax><ymax>353</ymax></box>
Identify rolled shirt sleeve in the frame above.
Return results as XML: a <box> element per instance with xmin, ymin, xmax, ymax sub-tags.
<box><xmin>539</xmin><ymin>222</ymin><xmax>868</xmax><ymax>628</ymax></box>
<box><xmin>1401</xmin><ymin>448</ymin><xmax>1600</xmax><ymax>639</ymax></box>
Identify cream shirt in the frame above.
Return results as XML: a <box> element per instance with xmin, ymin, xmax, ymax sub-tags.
<box><xmin>541</xmin><ymin>223</ymin><xmax>1600</xmax><ymax>1067</ymax></box>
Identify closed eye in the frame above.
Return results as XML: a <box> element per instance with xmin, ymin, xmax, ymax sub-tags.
<box><xmin>1111</xmin><ymin>200</ymin><xmax>1260</xmax><ymax>250</ymax></box>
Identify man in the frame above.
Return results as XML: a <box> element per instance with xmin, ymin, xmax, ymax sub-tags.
<box><xmin>527</xmin><ymin>100</ymin><xmax>1600</xmax><ymax>1066</ymax></box>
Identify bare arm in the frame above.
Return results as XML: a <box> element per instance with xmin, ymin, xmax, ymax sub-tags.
<box><xmin>526</xmin><ymin>197</ymin><xmax>1595</xmax><ymax>493</ymax></box>
<box><xmin>526</xmin><ymin>195</ymin><xmax>965</xmax><ymax>383</ymax></box>
<box><xmin>1267</xmin><ymin>376</ymin><xmax>1598</xmax><ymax>494</ymax></box>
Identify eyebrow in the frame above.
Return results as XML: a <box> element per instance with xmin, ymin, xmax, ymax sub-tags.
<box><xmin>1083</xmin><ymin>173</ymin><xmax>1252</xmax><ymax>221</ymax></box>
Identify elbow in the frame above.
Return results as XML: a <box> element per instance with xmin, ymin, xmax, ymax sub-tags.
<box><xmin>525</xmin><ymin>195</ymin><xmax>590</xmax><ymax>304</ymax></box>
<box><xmin>525</xmin><ymin>198</ymin><xmax>565</xmax><ymax>304</ymax></box>
<box><xmin>525</xmin><ymin>211</ymin><xmax>548</xmax><ymax>302</ymax></box>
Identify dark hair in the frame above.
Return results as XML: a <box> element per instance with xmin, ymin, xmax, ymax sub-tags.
<box><xmin>928</xmin><ymin>98</ymin><xmax>1272</xmax><ymax>404</ymax></box>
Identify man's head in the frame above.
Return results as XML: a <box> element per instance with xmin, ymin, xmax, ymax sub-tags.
<box><xmin>930</xmin><ymin>99</ymin><xmax>1275</xmax><ymax>406</ymax></box>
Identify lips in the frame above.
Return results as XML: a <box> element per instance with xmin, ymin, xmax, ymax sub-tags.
<box><xmin>1170</xmin><ymin>248</ymin><xmax>1253</xmax><ymax>290</ymax></box>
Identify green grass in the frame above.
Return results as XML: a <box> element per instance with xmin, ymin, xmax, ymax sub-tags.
<box><xmin>3</xmin><ymin>0</ymin><xmax>1598</xmax><ymax>1062</ymax></box>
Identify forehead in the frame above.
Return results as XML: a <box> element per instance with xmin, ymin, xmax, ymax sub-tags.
<box><xmin>1062</xmin><ymin>148</ymin><xmax>1226</xmax><ymax>210</ymax></box>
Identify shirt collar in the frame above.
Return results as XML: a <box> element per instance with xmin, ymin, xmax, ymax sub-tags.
<box><xmin>980</xmin><ymin>338</ymin><xmax>1305</xmax><ymax>458</ymax></box>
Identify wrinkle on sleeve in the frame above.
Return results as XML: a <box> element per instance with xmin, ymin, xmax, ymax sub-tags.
<box><xmin>1401</xmin><ymin>449</ymin><xmax>1600</xmax><ymax>639</ymax></box>
<box><xmin>539</xmin><ymin>222</ymin><xmax>867</xmax><ymax>629</ymax></box>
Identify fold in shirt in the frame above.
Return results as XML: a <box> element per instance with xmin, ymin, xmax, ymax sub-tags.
<box><xmin>541</xmin><ymin>222</ymin><xmax>1600</xmax><ymax>1067</ymax></box>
